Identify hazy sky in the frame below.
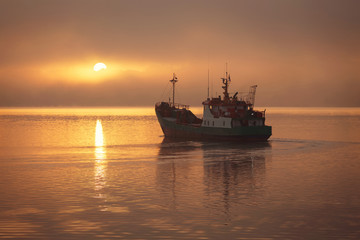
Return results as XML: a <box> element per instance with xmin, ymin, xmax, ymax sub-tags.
<box><xmin>1</xmin><ymin>0</ymin><xmax>359</xmax><ymax>107</ymax></box>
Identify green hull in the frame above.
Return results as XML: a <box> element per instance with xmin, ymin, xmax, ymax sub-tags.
<box><xmin>156</xmin><ymin>111</ymin><xmax>272</xmax><ymax>141</ymax></box>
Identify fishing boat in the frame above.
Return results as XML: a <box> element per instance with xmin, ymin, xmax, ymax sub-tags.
<box><xmin>155</xmin><ymin>72</ymin><xmax>272</xmax><ymax>141</ymax></box>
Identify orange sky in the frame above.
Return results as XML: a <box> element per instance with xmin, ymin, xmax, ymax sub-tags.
<box><xmin>0</xmin><ymin>0</ymin><xmax>359</xmax><ymax>107</ymax></box>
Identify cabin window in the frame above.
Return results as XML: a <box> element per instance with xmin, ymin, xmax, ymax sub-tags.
<box><xmin>212</xmin><ymin>121</ymin><xmax>214</xmax><ymax>126</ymax></box>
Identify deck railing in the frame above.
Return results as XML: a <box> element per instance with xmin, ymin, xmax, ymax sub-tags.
<box><xmin>170</xmin><ymin>103</ymin><xmax>189</xmax><ymax>110</ymax></box>
<box><xmin>156</xmin><ymin>102</ymin><xmax>189</xmax><ymax>110</ymax></box>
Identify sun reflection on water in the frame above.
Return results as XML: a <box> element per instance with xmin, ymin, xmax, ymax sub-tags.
<box><xmin>95</xmin><ymin>120</ymin><xmax>104</xmax><ymax>147</ymax></box>
<box><xmin>94</xmin><ymin>119</ymin><xmax>107</xmax><ymax>193</ymax></box>
<box><xmin>95</xmin><ymin>120</ymin><xmax>106</xmax><ymax>160</ymax></box>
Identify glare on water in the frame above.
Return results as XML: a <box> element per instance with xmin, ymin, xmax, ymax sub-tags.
<box><xmin>95</xmin><ymin>119</ymin><xmax>104</xmax><ymax>147</ymax></box>
<box><xmin>95</xmin><ymin>119</ymin><xmax>106</xmax><ymax>159</ymax></box>
<box><xmin>94</xmin><ymin>119</ymin><xmax>107</xmax><ymax>193</ymax></box>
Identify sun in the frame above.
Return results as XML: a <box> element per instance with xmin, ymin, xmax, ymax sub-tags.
<box><xmin>94</xmin><ymin>62</ymin><xmax>107</xmax><ymax>71</ymax></box>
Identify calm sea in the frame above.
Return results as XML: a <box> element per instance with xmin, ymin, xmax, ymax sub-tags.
<box><xmin>0</xmin><ymin>107</ymin><xmax>359</xmax><ymax>239</ymax></box>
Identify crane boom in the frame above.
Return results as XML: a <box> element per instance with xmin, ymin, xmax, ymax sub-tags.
<box><xmin>246</xmin><ymin>85</ymin><xmax>258</xmax><ymax>107</ymax></box>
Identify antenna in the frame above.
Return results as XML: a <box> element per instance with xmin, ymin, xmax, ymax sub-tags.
<box><xmin>211</xmin><ymin>76</ymin><xmax>213</xmax><ymax>98</ymax></box>
<box><xmin>207</xmin><ymin>68</ymin><xmax>210</xmax><ymax>99</ymax></box>
<box><xmin>225</xmin><ymin>62</ymin><xmax>228</xmax><ymax>79</ymax></box>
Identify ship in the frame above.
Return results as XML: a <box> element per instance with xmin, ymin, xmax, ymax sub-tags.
<box><xmin>155</xmin><ymin>72</ymin><xmax>272</xmax><ymax>141</ymax></box>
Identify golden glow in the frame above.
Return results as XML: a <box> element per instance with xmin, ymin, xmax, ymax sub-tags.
<box><xmin>95</xmin><ymin>144</ymin><xmax>106</xmax><ymax>159</ymax></box>
<box><xmin>38</xmin><ymin>61</ymin><xmax>147</xmax><ymax>83</ymax></box>
<box><xmin>95</xmin><ymin>119</ymin><xmax>104</xmax><ymax>147</ymax></box>
<box><xmin>94</xmin><ymin>119</ymin><xmax>107</xmax><ymax>193</ymax></box>
<box><xmin>0</xmin><ymin>107</ymin><xmax>160</xmax><ymax>116</ymax></box>
<box><xmin>94</xmin><ymin>159</ymin><xmax>107</xmax><ymax>192</ymax></box>
<box><xmin>0</xmin><ymin>60</ymin><xmax>175</xmax><ymax>84</ymax></box>
<box><xmin>95</xmin><ymin>119</ymin><xmax>106</xmax><ymax>160</ymax></box>
<box><xmin>94</xmin><ymin>62</ymin><xmax>107</xmax><ymax>72</ymax></box>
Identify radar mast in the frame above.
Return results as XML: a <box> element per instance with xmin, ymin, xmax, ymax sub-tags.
<box><xmin>169</xmin><ymin>73</ymin><xmax>178</xmax><ymax>106</ymax></box>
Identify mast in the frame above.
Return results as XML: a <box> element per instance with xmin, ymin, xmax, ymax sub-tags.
<box><xmin>169</xmin><ymin>73</ymin><xmax>178</xmax><ymax>106</ymax></box>
<box><xmin>221</xmin><ymin>64</ymin><xmax>231</xmax><ymax>101</ymax></box>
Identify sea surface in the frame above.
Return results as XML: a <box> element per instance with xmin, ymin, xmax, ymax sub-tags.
<box><xmin>0</xmin><ymin>107</ymin><xmax>359</xmax><ymax>239</ymax></box>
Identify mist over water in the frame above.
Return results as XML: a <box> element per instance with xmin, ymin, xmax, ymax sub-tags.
<box><xmin>0</xmin><ymin>107</ymin><xmax>359</xmax><ymax>239</ymax></box>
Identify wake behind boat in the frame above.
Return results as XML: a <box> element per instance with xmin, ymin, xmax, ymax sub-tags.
<box><xmin>155</xmin><ymin>72</ymin><xmax>272</xmax><ymax>141</ymax></box>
